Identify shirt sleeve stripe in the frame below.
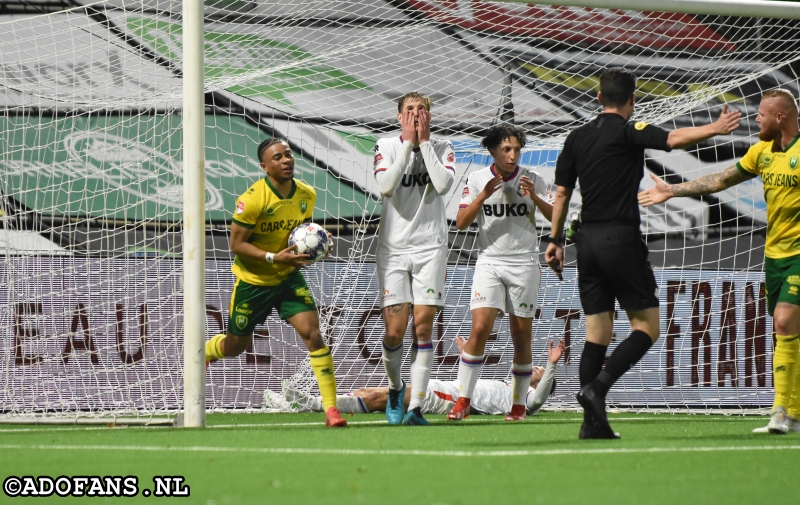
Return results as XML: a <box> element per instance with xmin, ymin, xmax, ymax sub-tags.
<box><xmin>445</xmin><ymin>166</ymin><xmax>456</xmax><ymax>172</ymax></box>
<box><xmin>459</xmin><ymin>204</ymin><xmax>468</xmax><ymax>208</ymax></box>
<box><xmin>736</xmin><ymin>161</ymin><xmax>757</xmax><ymax>177</ymax></box>
<box><xmin>375</xmin><ymin>167</ymin><xmax>387</xmax><ymax>173</ymax></box>
<box><xmin>232</xmin><ymin>218</ymin><xmax>255</xmax><ymax>229</ymax></box>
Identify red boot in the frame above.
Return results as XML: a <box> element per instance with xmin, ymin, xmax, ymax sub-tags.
<box><xmin>505</xmin><ymin>404</ymin><xmax>526</xmax><ymax>421</ymax></box>
<box><xmin>325</xmin><ymin>407</ymin><xmax>347</xmax><ymax>427</ymax></box>
<box><xmin>447</xmin><ymin>397</ymin><xmax>471</xmax><ymax>421</ymax></box>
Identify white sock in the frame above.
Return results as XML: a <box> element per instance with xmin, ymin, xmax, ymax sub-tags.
<box><xmin>511</xmin><ymin>362</ymin><xmax>533</xmax><ymax>405</ymax></box>
<box><xmin>310</xmin><ymin>395</ymin><xmax>323</xmax><ymax>412</ymax></box>
<box><xmin>408</xmin><ymin>342</ymin><xmax>434</xmax><ymax>410</ymax></box>
<box><xmin>335</xmin><ymin>394</ymin><xmax>369</xmax><ymax>414</ymax></box>
<box><xmin>382</xmin><ymin>340</ymin><xmax>404</xmax><ymax>391</ymax></box>
<box><xmin>458</xmin><ymin>351</ymin><xmax>485</xmax><ymax>399</ymax></box>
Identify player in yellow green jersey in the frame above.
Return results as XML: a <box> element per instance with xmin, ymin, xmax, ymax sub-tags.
<box><xmin>205</xmin><ymin>137</ymin><xmax>346</xmax><ymax>428</ymax></box>
<box><xmin>639</xmin><ymin>89</ymin><xmax>800</xmax><ymax>434</ymax></box>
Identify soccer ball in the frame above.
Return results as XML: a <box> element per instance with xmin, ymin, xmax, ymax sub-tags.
<box><xmin>288</xmin><ymin>222</ymin><xmax>330</xmax><ymax>262</ymax></box>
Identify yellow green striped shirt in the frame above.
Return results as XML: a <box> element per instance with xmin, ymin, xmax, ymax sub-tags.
<box><xmin>736</xmin><ymin>134</ymin><xmax>800</xmax><ymax>259</ymax></box>
<box><xmin>231</xmin><ymin>177</ymin><xmax>315</xmax><ymax>286</ymax></box>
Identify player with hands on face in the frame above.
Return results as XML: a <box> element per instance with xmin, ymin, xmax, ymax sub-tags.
<box><xmin>448</xmin><ymin>123</ymin><xmax>554</xmax><ymax>422</ymax></box>
<box><xmin>372</xmin><ymin>92</ymin><xmax>456</xmax><ymax>426</ymax></box>
<box><xmin>205</xmin><ymin>137</ymin><xmax>346</xmax><ymax>428</ymax></box>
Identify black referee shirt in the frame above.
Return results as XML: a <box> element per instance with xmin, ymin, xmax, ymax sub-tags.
<box><xmin>554</xmin><ymin>113</ymin><xmax>671</xmax><ymax>226</ymax></box>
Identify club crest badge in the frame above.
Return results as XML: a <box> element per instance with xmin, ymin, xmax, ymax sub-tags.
<box><xmin>299</xmin><ymin>200</ymin><xmax>308</xmax><ymax>213</ymax></box>
<box><xmin>789</xmin><ymin>155</ymin><xmax>798</xmax><ymax>170</ymax></box>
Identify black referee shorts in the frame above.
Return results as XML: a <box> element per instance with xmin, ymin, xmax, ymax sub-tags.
<box><xmin>574</xmin><ymin>223</ymin><xmax>659</xmax><ymax>315</ymax></box>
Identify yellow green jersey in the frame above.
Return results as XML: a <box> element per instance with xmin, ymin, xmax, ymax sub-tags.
<box><xmin>736</xmin><ymin>134</ymin><xmax>800</xmax><ymax>259</ymax></box>
<box><xmin>231</xmin><ymin>176</ymin><xmax>315</xmax><ymax>286</ymax></box>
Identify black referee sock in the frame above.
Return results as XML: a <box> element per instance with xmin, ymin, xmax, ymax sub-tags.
<box><xmin>580</xmin><ymin>341</ymin><xmax>607</xmax><ymax>423</ymax></box>
<box><xmin>580</xmin><ymin>341</ymin><xmax>608</xmax><ymax>388</ymax></box>
<box><xmin>593</xmin><ymin>330</ymin><xmax>653</xmax><ymax>397</ymax></box>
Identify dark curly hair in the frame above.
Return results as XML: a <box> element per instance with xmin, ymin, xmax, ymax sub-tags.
<box><xmin>480</xmin><ymin>124</ymin><xmax>527</xmax><ymax>151</ymax></box>
<box><xmin>256</xmin><ymin>137</ymin><xmax>289</xmax><ymax>163</ymax></box>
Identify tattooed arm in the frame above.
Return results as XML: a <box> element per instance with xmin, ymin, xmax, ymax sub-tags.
<box><xmin>638</xmin><ymin>164</ymin><xmax>755</xmax><ymax>207</ymax></box>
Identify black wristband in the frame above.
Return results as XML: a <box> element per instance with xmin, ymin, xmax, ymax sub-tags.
<box><xmin>542</xmin><ymin>235</ymin><xmax>565</xmax><ymax>247</ymax></box>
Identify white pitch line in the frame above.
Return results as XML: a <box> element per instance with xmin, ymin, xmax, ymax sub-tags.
<box><xmin>0</xmin><ymin>416</ymin><xmax>764</xmax><ymax>434</ymax></box>
<box><xmin>0</xmin><ymin>443</ymin><xmax>798</xmax><ymax>458</ymax></box>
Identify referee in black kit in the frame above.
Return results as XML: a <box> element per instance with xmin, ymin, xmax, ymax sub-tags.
<box><xmin>544</xmin><ymin>67</ymin><xmax>741</xmax><ymax>439</ymax></box>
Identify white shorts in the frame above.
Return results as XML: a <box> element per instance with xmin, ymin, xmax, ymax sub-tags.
<box><xmin>377</xmin><ymin>247</ymin><xmax>447</xmax><ymax>308</ymax></box>
<box><xmin>420</xmin><ymin>379</ymin><xmax>459</xmax><ymax>415</ymax></box>
<box><xmin>469</xmin><ymin>259</ymin><xmax>541</xmax><ymax>317</ymax></box>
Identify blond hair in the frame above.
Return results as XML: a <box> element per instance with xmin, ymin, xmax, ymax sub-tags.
<box><xmin>397</xmin><ymin>92</ymin><xmax>433</xmax><ymax>113</ymax></box>
<box><xmin>763</xmin><ymin>88</ymin><xmax>799</xmax><ymax>116</ymax></box>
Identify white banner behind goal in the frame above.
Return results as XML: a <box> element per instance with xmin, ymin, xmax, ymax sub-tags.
<box><xmin>0</xmin><ymin>258</ymin><xmax>775</xmax><ymax>414</ymax></box>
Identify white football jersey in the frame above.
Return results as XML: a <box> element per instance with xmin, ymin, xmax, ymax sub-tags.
<box><xmin>427</xmin><ymin>379</ymin><xmax>539</xmax><ymax>416</ymax></box>
<box><xmin>374</xmin><ymin>136</ymin><xmax>455</xmax><ymax>252</ymax></box>
<box><xmin>459</xmin><ymin>165</ymin><xmax>553</xmax><ymax>264</ymax></box>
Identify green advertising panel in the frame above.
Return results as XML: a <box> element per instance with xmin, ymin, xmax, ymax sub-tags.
<box><xmin>125</xmin><ymin>16</ymin><xmax>370</xmax><ymax>109</ymax></box>
<box><xmin>0</xmin><ymin>114</ymin><xmax>379</xmax><ymax>221</ymax></box>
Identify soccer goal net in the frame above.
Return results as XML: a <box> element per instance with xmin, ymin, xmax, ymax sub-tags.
<box><xmin>1</xmin><ymin>0</ymin><xmax>798</xmax><ymax>420</ymax></box>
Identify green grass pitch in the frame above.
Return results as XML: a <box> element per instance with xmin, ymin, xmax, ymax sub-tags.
<box><xmin>0</xmin><ymin>412</ymin><xmax>797</xmax><ymax>504</ymax></box>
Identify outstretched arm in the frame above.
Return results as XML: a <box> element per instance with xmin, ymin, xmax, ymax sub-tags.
<box><xmin>548</xmin><ymin>339</ymin><xmax>565</xmax><ymax>364</ymax></box>
<box><xmin>526</xmin><ymin>340</ymin><xmax>564</xmax><ymax>413</ymax></box>
<box><xmin>638</xmin><ymin>164</ymin><xmax>754</xmax><ymax>207</ymax></box>
<box><xmin>666</xmin><ymin>104</ymin><xmax>741</xmax><ymax>149</ymax></box>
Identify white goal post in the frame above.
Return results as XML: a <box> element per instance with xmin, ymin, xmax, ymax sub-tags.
<box><xmin>182</xmin><ymin>0</ymin><xmax>206</xmax><ymax>429</ymax></box>
<box><xmin>2</xmin><ymin>0</ymin><xmax>799</xmax><ymax>423</ymax></box>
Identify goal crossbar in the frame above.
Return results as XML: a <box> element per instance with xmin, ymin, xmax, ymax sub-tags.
<box><xmin>500</xmin><ymin>0</ymin><xmax>800</xmax><ymax>19</ymax></box>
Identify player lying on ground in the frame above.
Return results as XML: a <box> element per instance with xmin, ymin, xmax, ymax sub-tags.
<box><xmin>283</xmin><ymin>336</ymin><xmax>564</xmax><ymax>417</ymax></box>
<box><xmin>204</xmin><ymin>138</ymin><xmax>346</xmax><ymax>428</ymax></box>
<box><xmin>372</xmin><ymin>92</ymin><xmax>455</xmax><ymax>426</ymax></box>
<box><xmin>448</xmin><ymin>123</ymin><xmax>554</xmax><ymax>422</ymax></box>
<box><xmin>639</xmin><ymin>88</ymin><xmax>800</xmax><ymax>435</ymax></box>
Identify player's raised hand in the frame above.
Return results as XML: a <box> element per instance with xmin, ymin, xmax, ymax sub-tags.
<box><xmin>275</xmin><ymin>244</ymin><xmax>311</xmax><ymax>268</ymax></box>
<box><xmin>416</xmin><ymin>108</ymin><xmax>431</xmax><ymax>143</ymax></box>
<box><xmin>548</xmin><ymin>339</ymin><xmax>565</xmax><ymax>364</ymax></box>
<box><xmin>479</xmin><ymin>174</ymin><xmax>503</xmax><ymax>201</ymax></box>
<box><xmin>519</xmin><ymin>175</ymin><xmax>535</xmax><ymax>198</ymax></box>
<box><xmin>454</xmin><ymin>335</ymin><xmax>466</xmax><ymax>354</ymax></box>
<box><xmin>637</xmin><ymin>172</ymin><xmax>674</xmax><ymax>207</ymax></box>
<box><xmin>400</xmin><ymin>109</ymin><xmax>418</xmax><ymax>145</ymax></box>
<box><xmin>713</xmin><ymin>103</ymin><xmax>741</xmax><ymax>135</ymax></box>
